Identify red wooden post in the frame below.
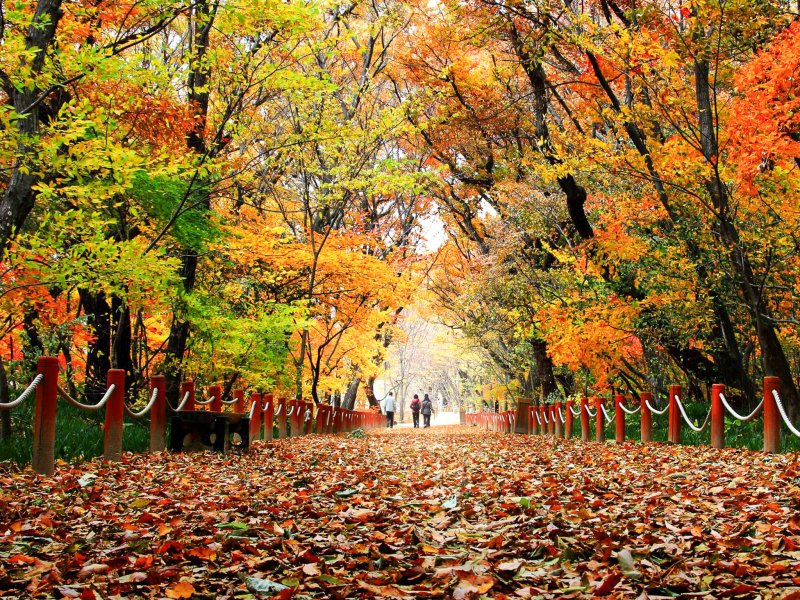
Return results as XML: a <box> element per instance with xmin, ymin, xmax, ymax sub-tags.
<box><xmin>233</xmin><ymin>389</ymin><xmax>244</xmax><ymax>413</ymax></box>
<box><xmin>580</xmin><ymin>397</ymin><xmax>590</xmax><ymax>441</ymax></box>
<box><xmin>668</xmin><ymin>384</ymin><xmax>682</xmax><ymax>444</ymax></box>
<box><xmin>249</xmin><ymin>393</ymin><xmax>262</xmax><ymax>442</ymax></box>
<box><xmin>277</xmin><ymin>398</ymin><xmax>287</xmax><ymax>438</ymax></box>
<box><xmin>555</xmin><ymin>402</ymin><xmax>564</xmax><ymax>437</ymax></box>
<box><xmin>104</xmin><ymin>369</ymin><xmax>125</xmax><ymax>462</ymax></box>
<box><xmin>180</xmin><ymin>380</ymin><xmax>195</xmax><ymax>412</ymax></box>
<box><xmin>527</xmin><ymin>406</ymin><xmax>534</xmax><ymax>434</ymax></box>
<box><xmin>150</xmin><ymin>375</ymin><xmax>166</xmax><ymax>452</ymax></box>
<box><xmin>32</xmin><ymin>356</ymin><xmax>59</xmax><ymax>476</ymax></box>
<box><xmin>565</xmin><ymin>399</ymin><xmax>574</xmax><ymax>439</ymax></box>
<box><xmin>711</xmin><ymin>384</ymin><xmax>725</xmax><ymax>449</ymax></box>
<box><xmin>263</xmin><ymin>393</ymin><xmax>274</xmax><ymax>441</ymax></box>
<box><xmin>209</xmin><ymin>384</ymin><xmax>222</xmax><ymax>413</ymax></box>
<box><xmin>764</xmin><ymin>377</ymin><xmax>780</xmax><ymax>453</ymax></box>
<box><xmin>315</xmin><ymin>404</ymin><xmax>325</xmax><ymax>434</ymax></box>
<box><xmin>538</xmin><ymin>406</ymin><xmax>545</xmax><ymax>435</ymax></box>
<box><xmin>640</xmin><ymin>391</ymin><xmax>652</xmax><ymax>443</ymax></box>
<box><xmin>614</xmin><ymin>394</ymin><xmax>625</xmax><ymax>444</ymax></box>
<box><xmin>304</xmin><ymin>402</ymin><xmax>313</xmax><ymax>435</ymax></box>
<box><xmin>595</xmin><ymin>397</ymin><xmax>605</xmax><ymax>443</ymax></box>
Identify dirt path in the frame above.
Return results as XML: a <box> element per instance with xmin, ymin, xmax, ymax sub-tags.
<box><xmin>2</xmin><ymin>426</ymin><xmax>800</xmax><ymax>598</ymax></box>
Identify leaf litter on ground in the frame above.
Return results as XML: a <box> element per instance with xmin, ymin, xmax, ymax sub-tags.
<box><xmin>1</xmin><ymin>426</ymin><xmax>800</xmax><ymax>598</ymax></box>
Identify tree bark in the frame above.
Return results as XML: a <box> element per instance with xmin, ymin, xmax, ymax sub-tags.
<box><xmin>694</xmin><ymin>57</ymin><xmax>799</xmax><ymax>418</ymax></box>
<box><xmin>0</xmin><ymin>0</ymin><xmax>64</xmax><ymax>251</ymax></box>
<box><xmin>79</xmin><ymin>289</ymin><xmax>112</xmax><ymax>389</ymax></box>
<box><xmin>164</xmin><ymin>0</ymin><xmax>215</xmax><ymax>405</ymax></box>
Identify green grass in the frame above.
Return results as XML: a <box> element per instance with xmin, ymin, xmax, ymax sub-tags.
<box><xmin>557</xmin><ymin>401</ymin><xmax>800</xmax><ymax>452</ymax></box>
<box><xmin>0</xmin><ymin>401</ymin><xmax>153</xmax><ymax>466</ymax></box>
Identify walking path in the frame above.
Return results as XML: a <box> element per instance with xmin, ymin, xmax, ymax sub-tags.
<box><xmin>2</xmin><ymin>426</ymin><xmax>799</xmax><ymax>598</ymax></box>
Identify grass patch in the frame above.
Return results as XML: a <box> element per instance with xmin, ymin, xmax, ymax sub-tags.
<box><xmin>0</xmin><ymin>400</ymin><xmax>154</xmax><ymax>466</ymax></box>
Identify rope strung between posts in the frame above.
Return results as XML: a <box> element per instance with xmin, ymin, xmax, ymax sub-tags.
<box><xmin>167</xmin><ymin>390</ymin><xmax>191</xmax><ymax>412</ymax></box>
<box><xmin>601</xmin><ymin>403</ymin><xmax>613</xmax><ymax>422</ymax></box>
<box><xmin>287</xmin><ymin>405</ymin><xmax>295</xmax><ymax>417</ymax></box>
<box><xmin>249</xmin><ymin>401</ymin><xmax>257</xmax><ymax>420</ymax></box>
<box><xmin>772</xmin><ymin>389</ymin><xmax>800</xmax><ymax>438</ymax></box>
<box><xmin>274</xmin><ymin>403</ymin><xmax>283</xmax><ymax>416</ymax></box>
<box><xmin>584</xmin><ymin>403</ymin><xmax>596</xmax><ymax>418</ymax></box>
<box><xmin>569</xmin><ymin>404</ymin><xmax>581</xmax><ymax>416</ymax></box>
<box><xmin>558</xmin><ymin>405</ymin><xmax>566</xmax><ymax>423</ymax></box>
<box><xmin>542</xmin><ymin>409</ymin><xmax>549</xmax><ymax>424</ymax></box>
<box><xmin>326</xmin><ymin>409</ymin><xmax>331</xmax><ymax>426</ymax></box>
<box><xmin>263</xmin><ymin>399</ymin><xmax>270</xmax><ymax>412</ymax></box>
<box><xmin>719</xmin><ymin>393</ymin><xmax>763</xmax><ymax>422</ymax></box>
<box><xmin>673</xmin><ymin>395</ymin><xmax>711</xmax><ymax>433</ymax></box>
<box><xmin>645</xmin><ymin>398</ymin><xmax>668</xmax><ymax>415</ymax></box>
<box><xmin>194</xmin><ymin>395</ymin><xmax>216</xmax><ymax>406</ymax></box>
<box><xmin>535</xmin><ymin>412</ymin><xmax>542</xmax><ymax>425</ymax></box>
<box><xmin>221</xmin><ymin>396</ymin><xmax>239</xmax><ymax>405</ymax></box>
<box><xmin>125</xmin><ymin>387</ymin><xmax>160</xmax><ymax>418</ymax></box>
<box><xmin>58</xmin><ymin>384</ymin><xmax>115</xmax><ymax>411</ymax></box>
<box><xmin>0</xmin><ymin>374</ymin><xmax>43</xmax><ymax>409</ymax></box>
<box><xmin>618</xmin><ymin>402</ymin><xmax>641</xmax><ymax>415</ymax></box>
<box><xmin>175</xmin><ymin>391</ymin><xmax>191</xmax><ymax>412</ymax></box>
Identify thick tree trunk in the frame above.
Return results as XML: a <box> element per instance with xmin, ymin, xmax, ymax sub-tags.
<box><xmin>163</xmin><ymin>0</ymin><xmax>214</xmax><ymax>405</ymax></box>
<box><xmin>111</xmin><ymin>297</ymin><xmax>133</xmax><ymax>380</ymax></box>
<box><xmin>342</xmin><ymin>377</ymin><xmax>359</xmax><ymax>410</ymax></box>
<box><xmin>531</xmin><ymin>338</ymin><xmax>557</xmax><ymax>402</ymax></box>
<box><xmin>0</xmin><ymin>355</ymin><xmax>11</xmax><ymax>440</ymax></box>
<box><xmin>0</xmin><ymin>0</ymin><xmax>64</xmax><ymax>251</ymax></box>
<box><xmin>695</xmin><ymin>58</ymin><xmax>799</xmax><ymax>418</ymax></box>
<box><xmin>79</xmin><ymin>289</ymin><xmax>112</xmax><ymax>389</ymax></box>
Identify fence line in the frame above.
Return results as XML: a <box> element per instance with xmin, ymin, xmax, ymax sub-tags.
<box><xmin>1</xmin><ymin>356</ymin><xmax>383</xmax><ymax>475</ymax></box>
<box><xmin>466</xmin><ymin>378</ymin><xmax>799</xmax><ymax>454</ymax></box>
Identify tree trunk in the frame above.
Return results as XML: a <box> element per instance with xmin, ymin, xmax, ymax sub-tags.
<box><xmin>79</xmin><ymin>289</ymin><xmax>112</xmax><ymax>389</ymax></box>
<box><xmin>531</xmin><ymin>338</ymin><xmax>557</xmax><ymax>401</ymax></box>
<box><xmin>694</xmin><ymin>57</ymin><xmax>799</xmax><ymax>418</ymax></box>
<box><xmin>342</xmin><ymin>377</ymin><xmax>359</xmax><ymax>409</ymax></box>
<box><xmin>111</xmin><ymin>297</ymin><xmax>133</xmax><ymax>380</ymax></box>
<box><xmin>0</xmin><ymin>0</ymin><xmax>64</xmax><ymax>251</ymax></box>
<box><xmin>163</xmin><ymin>0</ymin><xmax>215</xmax><ymax>405</ymax></box>
<box><xmin>0</xmin><ymin>355</ymin><xmax>11</xmax><ymax>440</ymax></box>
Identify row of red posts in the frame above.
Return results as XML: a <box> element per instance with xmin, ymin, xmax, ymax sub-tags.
<box><xmin>467</xmin><ymin>377</ymin><xmax>786</xmax><ymax>453</ymax></box>
<box><xmin>28</xmin><ymin>356</ymin><xmax>383</xmax><ymax>475</ymax></box>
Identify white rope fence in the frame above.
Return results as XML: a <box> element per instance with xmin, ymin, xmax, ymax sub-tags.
<box><xmin>600</xmin><ymin>403</ymin><xmax>613</xmax><ymax>422</ymax></box>
<box><xmin>719</xmin><ymin>393</ymin><xmax>763</xmax><ymax>422</ymax></box>
<box><xmin>673</xmin><ymin>395</ymin><xmax>711</xmax><ymax>433</ymax></box>
<box><xmin>618</xmin><ymin>401</ymin><xmax>641</xmax><ymax>415</ymax></box>
<box><xmin>584</xmin><ymin>403</ymin><xmax>596</xmax><ymax>418</ymax></box>
<box><xmin>58</xmin><ymin>384</ymin><xmax>115</xmax><ymax>411</ymax></box>
<box><xmin>125</xmin><ymin>387</ymin><xmax>160</xmax><ymax>418</ymax></box>
<box><xmin>275</xmin><ymin>403</ymin><xmax>283</xmax><ymax>416</ymax></box>
<box><xmin>175</xmin><ymin>391</ymin><xmax>191</xmax><ymax>412</ymax></box>
<box><xmin>645</xmin><ymin>399</ymin><xmax>669</xmax><ymax>415</ymax></box>
<box><xmin>0</xmin><ymin>374</ymin><xmax>44</xmax><ymax>409</ymax></box>
<box><xmin>221</xmin><ymin>396</ymin><xmax>239</xmax><ymax>405</ymax></box>
<box><xmin>772</xmin><ymin>389</ymin><xmax>800</xmax><ymax>437</ymax></box>
<box><xmin>569</xmin><ymin>404</ymin><xmax>581</xmax><ymax>416</ymax></box>
<box><xmin>558</xmin><ymin>405</ymin><xmax>566</xmax><ymax>423</ymax></box>
<box><xmin>194</xmin><ymin>395</ymin><xmax>216</xmax><ymax>406</ymax></box>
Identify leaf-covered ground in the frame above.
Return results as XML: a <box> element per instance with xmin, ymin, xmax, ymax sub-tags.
<box><xmin>2</xmin><ymin>427</ymin><xmax>800</xmax><ymax>599</ymax></box>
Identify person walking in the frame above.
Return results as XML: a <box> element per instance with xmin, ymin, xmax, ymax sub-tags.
<box><xmin>382</xmin><ymin>392</ymin><xmax>396</xmax><ymax>428</ymax></box>
<box><xmin>410</xmin><ymin>394</ymin><xmax>421</xmax><ymax>428</ymax></box>
<box><xmin>421</xmin><ymin>393</ymin><xmax>433</xmax><ymax>428</ymax></box>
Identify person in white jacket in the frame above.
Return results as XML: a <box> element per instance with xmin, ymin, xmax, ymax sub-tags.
<box><xmin>382</xmin><ymin>392</ymin><xmax>396</xmax><ymax>428</ymax></box>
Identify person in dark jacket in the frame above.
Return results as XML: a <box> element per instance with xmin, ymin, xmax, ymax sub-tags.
<box><xmin>410</xmin><ymin>394</ymin><xmax>421</xmax><ymax>428</ymax></box>
<box><xmin>421</xmin><ymin>394</ymin><xmax>433</xmax><ymax>428</ymax></box>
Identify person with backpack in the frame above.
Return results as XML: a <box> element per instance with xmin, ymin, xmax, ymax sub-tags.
<box><xmin>421</xmin><ymin>393</ymin><xmax>433</xmax><ymax>428</ymax></box>
<box><xmin>382</xmin><ymin>392</ymin><xmax>396</xmax><ymax>428</ymax></box>
<box><xmin>410</xmin><ymin>394</ymin><xmax>421</xmax><ymax>428</ymax></box>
